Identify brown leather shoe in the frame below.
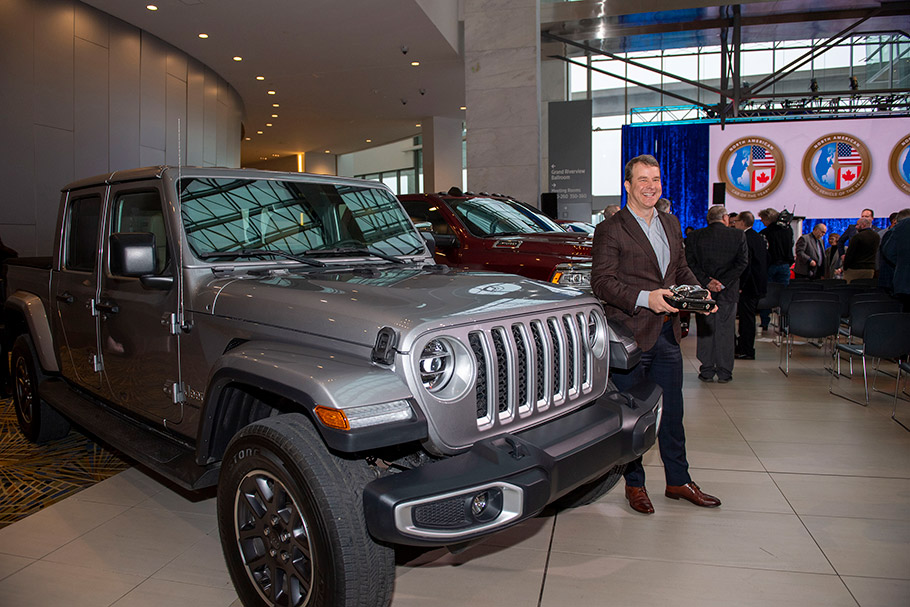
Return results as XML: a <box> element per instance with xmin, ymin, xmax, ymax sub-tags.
<box><xmin>625</xmin><ymin>485</ymin><xmax>654</xmax><ymax>514</ymax></box>
<box><xmin>665</xmin><ymin>482</ymin><xmax>721</xmax><ymax>508</ymax></box>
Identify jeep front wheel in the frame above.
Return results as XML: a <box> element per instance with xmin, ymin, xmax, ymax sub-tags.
<box><xmin>217</xmin><ymin>415</ymin><xmax>394</xmax><ymax>607</ymax></box>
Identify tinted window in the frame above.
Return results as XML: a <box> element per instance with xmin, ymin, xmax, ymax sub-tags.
<box><xmin>110</xmin><ymin>190</ymin><xmax>169</xmax><ymax>274</ymax></box>
<box><xmin>447</xmin><ymin>197</ymin><xmax>563</xmax><ymax>237</ymax></box>
<box><xmin>64</xmin><ymin>195</ymin><xmax>102</xmax><ymax>272</ymax></box>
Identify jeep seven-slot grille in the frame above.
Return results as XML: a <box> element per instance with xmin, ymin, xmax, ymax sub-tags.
<box><xmin>471</xmin><ymin>314</ymin><xmax>592</xmax><ymax>428</ymax></box>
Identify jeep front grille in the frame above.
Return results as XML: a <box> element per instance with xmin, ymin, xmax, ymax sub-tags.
<box><xmin>471</xmin><ymin>313</ymin><xmax>594</xmax><ymax>431</ymax></box>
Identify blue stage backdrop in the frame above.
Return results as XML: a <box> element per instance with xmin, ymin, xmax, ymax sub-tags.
<box><xmin>621</xmin><ymin>123</ymin><xmax>710</xmax><ymax>236</ymax></box>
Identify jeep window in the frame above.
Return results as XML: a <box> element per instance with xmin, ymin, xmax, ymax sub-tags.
<box><xmin>447</xmin><ymin>197</ymin><xmax>563</xmax><ymax>237</ymax></box>
<box><xmin>63</xmin><ymin>195</ymin><xmax>102</xmax><ymax>272</ymax></box>
<box><xmin>109</xmin><ymin>190</ymin><xmax>170</xmax><ymax>275</ymax></box>
<box><xmin>179</xmin><ymin>178</ymin><xmax>424</xmax><ymax>260</ymax></box>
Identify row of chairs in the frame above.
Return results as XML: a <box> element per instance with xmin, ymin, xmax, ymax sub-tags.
<box><xmin>766</xmin><ymin>282</ymin><xmax>910</xmax><ymax>416</ymax></box>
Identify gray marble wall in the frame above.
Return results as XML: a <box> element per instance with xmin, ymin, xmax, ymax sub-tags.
<box><xmin>464</xmin><ymin>0</ymin><xmax>541</xmax><ymax>206</ymax></box>
<box><xmin>0</xmin><ymin>0</ymin><xmax>243</xmax><ymax>256</ymax></box>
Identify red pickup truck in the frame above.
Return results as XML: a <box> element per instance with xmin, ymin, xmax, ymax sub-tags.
<box><xmin>399</xmin><ymin>189</ymin><xmax>593</xmax><ymax>288</ymax></box>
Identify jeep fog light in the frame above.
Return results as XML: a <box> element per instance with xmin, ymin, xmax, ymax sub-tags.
<box><xmin>551</xmin><ymin>262</ymin><xmax>591</xmax><ymax>288</ymax></box>
<box><xmin>314</xmin><ymin>400</ymin><xmax>413</xmax><ymax>431</ymax></box>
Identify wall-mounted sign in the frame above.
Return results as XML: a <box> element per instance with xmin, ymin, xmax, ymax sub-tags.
<box><xmin>548</xmin><ymin>100</ymin><xmax>592</xmax><ymax>206</ymax></box>
<box><xmin>718</xmin><ymin>136</ymin><xmax>784</xmax><ymax>200</ymax></box>
<box><xmin>802</xmin><ymin>133</ymin><xmax>870</xmax><ymax>198</ymax></box>
<box><xmin>888</xmin><ymin>134</ymin><xmax>910</xmax><ymax>195</ymax></box>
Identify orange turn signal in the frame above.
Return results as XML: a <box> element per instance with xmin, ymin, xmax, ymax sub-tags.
<box><xmin>314</xmin><ymin>406</ymin><xmax>350</xmax><ymax>431</ymax></box>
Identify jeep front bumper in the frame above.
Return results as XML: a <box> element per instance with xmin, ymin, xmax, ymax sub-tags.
<box><xmin>362</xmin><ymin>380</ymin><xmax>661</xmax><ymax>546</ymax></box>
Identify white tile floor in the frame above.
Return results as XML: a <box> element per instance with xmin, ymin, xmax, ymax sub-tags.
<box><xmin>1</xmin><ymin>329</ymin><xmax>909</xmax><ymax>606</ymax></box>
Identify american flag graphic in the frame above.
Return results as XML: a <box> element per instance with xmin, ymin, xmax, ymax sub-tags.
<box><xmin>837</xmin><ymin>142</ymin><xmax>862</xmax><ymax>165</ymax></box>
<box><xmin>751</xmin><ymin>146</ymin><xmax>775</xmax><ymax>191</ymax></box>
<box><xmin>836</xmin><ymin>142</ymin><xmax>862</xmax><ymax>189</ymax></box>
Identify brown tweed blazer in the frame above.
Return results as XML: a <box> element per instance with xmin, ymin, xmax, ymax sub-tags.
<box><xmin>591</xmin><ymin>206</ymin><xmax>697</xmax><ymax>351</ymax></box>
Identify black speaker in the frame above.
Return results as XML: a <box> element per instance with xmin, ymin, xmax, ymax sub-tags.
<box><xmin>541</xmin><ymin>192</ymin><xmax>558</xmax><ymax>219</ymax></box>
<box><xmin>712</xmin><ymin>182</ymin><xmax>726</xmax><ymax>206</ymax></box>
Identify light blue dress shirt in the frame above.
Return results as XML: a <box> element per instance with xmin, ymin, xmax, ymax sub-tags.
<box><xmin>630</xmin><ymin>211</ymin><xmax>670</xmax><ymax>309</ymax></box>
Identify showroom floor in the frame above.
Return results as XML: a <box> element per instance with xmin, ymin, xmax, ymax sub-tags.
<box><xmin>0</xmin><ymin>329</ymin><xmax>909</xmax><ymax>607</ymax></box>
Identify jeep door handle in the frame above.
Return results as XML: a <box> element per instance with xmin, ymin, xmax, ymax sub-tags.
<box><xmin>95</xmin><ymin>301</ymin><xmax>120</xmax><ymax>314</ymax></box>
<box><xmin>56</xmin><ymin>291</ymin><xmax>74</xmax><ymax>304</ymax></box>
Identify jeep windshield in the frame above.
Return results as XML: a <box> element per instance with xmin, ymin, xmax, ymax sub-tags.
<box><xmin>446</xmin><ymin>196</ymin><xmax>564</xmax><ymax>237</ymax></box>
<box><xmin>179</xmin><ymin>177</ymin><xmax>425</xmax><ymax>261</ymax></box>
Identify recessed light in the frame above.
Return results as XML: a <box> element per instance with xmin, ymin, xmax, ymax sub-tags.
<box><xmin>272</xmin><ymin>154</ymin><xmax>280</xmax><ymax>157</ymax></box>
<box><xmin>324</xmin><ymin>150</ymin><xmax>331</xmax><ymax>154</ymax></box>
<box><xmin>410</xmin><ymin>61</ymin><xmax>420</xmax><ymax>67</ymax></box>
<box><xmin>244</xmin><ymin>137</ymin><xmax>251</xmax><ymax>141</ymax></box>
<box><xmin>271</xmin><ymin>114</ymin><xmax>278</xmax><ymax>118</ymax></box>
<box><xmin>267</xmin><ymin>90</ymin><xmax>276</xmax><ymax>95</ymax></box>
<box><xmin>146</xmin><ymin>5</ymin><xmax>158</xmax><ymax>11</ymax></box>
<box><xmin>198</xmin><ymin>33</ymin><xmax>208</xmax><ymax>39</ymax></box>
<box><xmin>415</xmin><ymin>123</ymin><xmax>421</xmax><ymax>127</ymax></box>
<box><xmin>256</xmin><ymin>75</ymin><xmax>265</xmax><ymax>81</ymax></box>
<box><xmin>460</xmin><ymin>106</ymin><xmax>466</xmax><ymax>110</ymax></box>
<box><xmin>233</xmin><ymin>56</ymin><xmax>243</xmax><ymax>62</ymax></box>
<box><xmin>266</xmin><ymin>123</ymin><xmax>273</xmax><ymax>127</ymax></box>
<box><xmin>272</xmin><ymin>103</ymin><xmax>279</xmax><ymax>107</ymax></box>
<box><xmin>366</xmin><ymin>139</ymin><xmax>372</xmax><ymax>143</ymax></box>
<box><xmin>257</xmin><ymin>130</ymin><xmax>263</xmax><ymax>134</ymax></box>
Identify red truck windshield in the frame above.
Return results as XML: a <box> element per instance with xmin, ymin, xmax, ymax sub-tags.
<box><xmin>447</xmin><ymin>197</ymin><xmax>563</xmax><ymax>237</ymax></box>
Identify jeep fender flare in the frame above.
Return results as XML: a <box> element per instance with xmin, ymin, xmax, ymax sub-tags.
<box><xmin>198</xmin><ymin>340</ymin><xmax>427</xmax><ymax>460</ymax></box>
<box><xmin>4</xmin><ymin>291</ymin><xmax>59</xmax><ymax>373</ymax></box>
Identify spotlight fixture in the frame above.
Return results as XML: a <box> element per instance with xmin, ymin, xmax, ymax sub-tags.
<box><xmin>268</xmin><ymin>90</ymin><xmax>276</xmax><ymax>95</ymax></box>
<box><xmin>400</xmin><ymin>45</ymin><xmax>409</xmax><ymax>55</ymax></box>
<box><xmin>419</xmin><ymin>88</ymin><xmax>426</xmax><ymax>95</ymax></box>
<box><xmin>459</xmin><ymin>106</ymin><xmax>466</xmax><ymax>111</ymax></box>
<box><xmin>271</xmin><ymin>114</ymin><xmax>278</xmax><ymax>118</ymax></box>
<box><xmin>324</xmin><ymin>150</ymin><xmax>331</xmax><ymax>154</ymax></box>
<box><xmin>266</xmin><ymin>123</ymin><xmax>273</xmax><ymax>127</ymax></box>
<box><xmin>366</xmin><ymin>139</ymin><xmax>372</xmax><ymax>143</ymax></box>
<box><xmin>272</xmin><ymin>103</ymin><xmax>279</xmax><ymax>107</ymax></box>
<box><xmin>410</xmin><ymin>61</ymin><xmax>420</xmax><ymax>67</ymax></box>
<box><xmin>810</xmin><ymin>78</ymin><xmax>819</xmax><ymax>93</ymax></box>
<box><xmin>849</xmin><ymin>76</ymin><xmax>859</xmax><ymax>91</ymax></box>
<box><xmin>257</xmin><ymin>130</ymin><xmax>263</xmax><ymax>134</ymax></box>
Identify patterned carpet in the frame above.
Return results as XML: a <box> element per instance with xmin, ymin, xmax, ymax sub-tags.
<box><xmin>0</xmin><ymin>397</ymin><xmax>129</xmax><ymax>528</ymax></box>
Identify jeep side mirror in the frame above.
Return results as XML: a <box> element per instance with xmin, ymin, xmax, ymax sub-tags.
<box><xmin>109</xmin><ymin>232</ymin><xmax>173</xmax><ymax>289</ymax></box>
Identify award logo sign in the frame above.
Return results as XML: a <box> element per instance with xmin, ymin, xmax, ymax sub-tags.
<box><xmin>718</xmin><ymin>137</ymin><xmax>784</xmax><ymax>200</ymax></box>
<box><xmin>802</xmin><ymin>133</ymin><xmax>870</xmax><ymax>198</ymax></box>
<box><xmin>888</xmin><ymin>134</ymin><xmax>910</xmax><ymax>195</ymax></box>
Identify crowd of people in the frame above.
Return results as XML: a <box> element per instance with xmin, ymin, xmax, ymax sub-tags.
<box><xmin>592</xmin><ymin>153</ymin><xmax>910</xmax><ymax>515</ymax></box>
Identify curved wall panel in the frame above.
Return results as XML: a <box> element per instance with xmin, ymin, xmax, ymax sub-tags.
<box><xmin>0</xmin><ymin>0</ymin><xmax>243</xmax><ymax>256</ymax></box>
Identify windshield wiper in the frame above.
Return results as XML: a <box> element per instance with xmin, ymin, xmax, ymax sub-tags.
<box><xmin>198</xmin><ymin>249</ymin><xmax>326</xmax><ymax>267</ymax></box>
<box><xmin>304</xmin><ymin>246</ymin><xmax>407</xmax><ymax>264</ymax></box>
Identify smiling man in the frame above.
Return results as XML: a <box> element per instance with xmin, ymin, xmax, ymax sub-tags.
<box><xmin>591</xmin><ymin>154</ymin><xmax>721</xmax><ymax>514</ymax></box>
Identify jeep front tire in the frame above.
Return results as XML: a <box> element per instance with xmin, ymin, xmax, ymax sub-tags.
<box><xmin>217</xmin><ymin>415</ymin><xmax>394</xmax><ymax>607</ymax></box>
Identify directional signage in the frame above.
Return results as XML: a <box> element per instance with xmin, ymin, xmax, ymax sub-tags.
<box><xmin>547</xmin><ymin>100</ymin><xmax>592</xmax><ymax>206</ymax></box>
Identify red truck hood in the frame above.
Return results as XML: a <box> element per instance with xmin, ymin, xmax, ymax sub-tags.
<box><xmin>485</xmin><ymin>231</ymin><xmax>592</xmax><ymax>259</ymax></box>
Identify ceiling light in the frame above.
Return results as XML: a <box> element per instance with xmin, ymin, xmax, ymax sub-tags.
<box><xmin>256</xmin><ymin>75</ymin><xmax>265</xmax><ymax>81</ymax></box>
<box><xmin>271</xmin><ymin>114</ymin><xmax>278</xmax><ymax>118</ymax></box>
<box><xmin>146</xmin><ymin>5</ymin><xmax>157</xmax><ymax>11</ymax></box>
<box><xmin>257</xmin><ymin>130</ymin><xmax>263</xmax><ymax>134</ymax></box>
<box><xmin>460</xmin><ymin>106</ymin><xmax>466</xmax><ymax>110</ymax></box>
<box><xmin>244</xmin><ymin>137</ymin><xmax>251</xmax><ymax>141</ymax></box>
<box><xmin>272</xmin><ymin>154</ymin><xmax>279</xmax><ymax>157</ymax></box>
<box><xmin>410</xmin><ymin>61</ymin><xmax>420</xmax><ymax>67</ymax></box>
<box><xmin>324</xmin><ymin>150</ymin><xmax>331</xmax><ymax>154</ymax></box>
<box><xmin>272</xmin><ymin>103</ymin><xmax>279</xmax><ymax>107</ymax></box>
<box><xmin>198</xmin><ymin>33</ymin><xmax>208</xmax><ymax>39</ymax></box>
<box><xmin>233</xmin><ymin>56</ymin><xmax>243</xmax><ymax>62</ymax></box>
<box><xmin>266</xmin><ymin>123</ymin><xmax>272</xmax><ymax>127</ymax></box>
<box><xmin>415</xmin><ymin>123</ymin><xmax>421</xmax><ymax>127</ymax></box>
<box><xmin>267</xmin><ymin>90</ymin><xmax>276</xmax><ymax>95</ymax></box>
<box><xmin>366</xmin><ymin>139</ymin><xmax>372</xmax><ymax>143</ymax></box>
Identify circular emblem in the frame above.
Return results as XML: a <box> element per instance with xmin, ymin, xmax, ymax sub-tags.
<box><xmin>718</xmin><ymin>137</ymin><xmax>784</xmax><ymax>200</ymax></box>
<box><xmin>888</xmin><ymin>134</ymin><xmax>910</xmax><ymax>195</ymax></box>
<box><xmin>802</xmin><ymin>133</ymin><xmax>870</xmax><ymax>198</ymax></box>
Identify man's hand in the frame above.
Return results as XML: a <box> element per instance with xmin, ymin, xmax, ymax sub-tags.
<box><xmin>648</xmin><ymin>289</ymin><xmax>680</xmax><ymax>313</ymax></box>
<box><xmin>707</xmin><ymin>278</ymin><xmax>724</xmax><ymax>293</ymax></box>
<box><xmin>809</xmin><ymin>260</ymin><xmax>817</xmax><ymax>267</ymax></box>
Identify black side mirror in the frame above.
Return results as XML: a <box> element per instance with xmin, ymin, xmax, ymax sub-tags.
<box><xmin>434</xmin><ymin>234</ymin><xmax>460</xmax><ymax>249</ymax></box>
<box><xmin>110</xmin><ymin>232</ymin><xmax>156</xmax><ymax>276</ymax></box>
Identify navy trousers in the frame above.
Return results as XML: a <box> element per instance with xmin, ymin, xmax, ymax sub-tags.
<box><xmin>610</xmin><ymin>320</ymin><xmax>691</xmax><ymax>487</ymax></box>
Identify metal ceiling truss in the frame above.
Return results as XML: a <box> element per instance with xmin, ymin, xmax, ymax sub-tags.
<box><xmin>542</xmin><ymin>3</ymin><xmax>910</xmax><ymax>125</ymax></box>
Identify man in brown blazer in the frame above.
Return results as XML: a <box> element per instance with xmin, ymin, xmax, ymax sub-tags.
<box><xmin>592</xmin><ymin>154</ymin><xmax>721</xmax><ymax>514</ymax></box>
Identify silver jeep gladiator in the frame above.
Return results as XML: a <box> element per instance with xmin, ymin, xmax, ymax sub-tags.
<box><xmin>2</xmin><ymin>166</ymin><xmax>660</xmax><ymax>607</ymax></box>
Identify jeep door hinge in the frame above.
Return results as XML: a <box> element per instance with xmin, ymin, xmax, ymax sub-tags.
<box><xmin>171</xmin><ymin>382</ymin><xmax>186</xmax><ymax>404</ymax></box>
<box><xmin>92</xmin><ymin>353</ymin><xmax>103</xmax><ymax>372</ymax></box>
<box><xmin>165</xmin><ymin>312</ymin><xmax>194</xmax><ymax>335</ymax></box>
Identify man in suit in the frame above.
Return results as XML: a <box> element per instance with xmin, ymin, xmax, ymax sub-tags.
<box><xmin>794</xmin><ymin>223</ymin><xmax>827</xmax><ymax>280</ymax></box>
<box><xmin>882</xmin><ymin>208</ymin><xmax>910</xmax><ymax>311</ymax></box>
<box><xmin>733</xmin><ymin>211</ymin><xmax>767</xmax><ymax>360</ymax></box>
<box><xmin>686</xmin><ymin>206</ymin><xmax>749</xmax><ymax>383</ymax></box>
<box><xmin>592</xmin><ymin>154</ymin><xmax>721</xmax><ymax>514</ymax></box>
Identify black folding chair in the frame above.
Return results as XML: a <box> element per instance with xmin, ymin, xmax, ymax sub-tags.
<box><xmin>779</xmin><ymin>290</ymin><xmax>838</xmax><ymax>351</ymax></box>
<box><xmin>818</xmin><ymin>278</ymin><xmax>847</xmax><ymax>288</ymax></box>
<box><xmin>831</xmin><ymin>313</ymin><xmax>910</xmax><ymax>406</ymax></box>
<box><xmin>894</xmin><ymin>358</ymin><xmax>910</xmax><ymax>431</ymax></box>
<box><xmin>779</xmin><ymin>299</ymin><xmax>841</xmax><ymax>376</ymax></box>
<box><xmin>836</xmin><ymin>299</ymin><xmax>904</xmax><ymax>376</ymax></box>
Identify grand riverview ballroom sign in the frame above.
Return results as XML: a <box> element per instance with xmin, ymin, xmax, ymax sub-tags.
<box><xmin>709</xmin><ymin>117</ymin><xmax>910</xmax><ymax>219</ymax></box>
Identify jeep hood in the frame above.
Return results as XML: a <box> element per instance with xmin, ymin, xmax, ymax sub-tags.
<box><xmin>198</xmin><ymin>265</ymin><xmax>590</xmax><ymax>349</ymax></box>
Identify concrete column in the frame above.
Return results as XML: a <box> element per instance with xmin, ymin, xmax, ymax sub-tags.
<box><xmin>464</xmin><ymin>0</ymin><xmax>540</xmax><ymax>206</ymax></box>
<box><xmin>422</xmin><ymin>116</ymin><xmax>463</xmax><ymax>194</ymax></box>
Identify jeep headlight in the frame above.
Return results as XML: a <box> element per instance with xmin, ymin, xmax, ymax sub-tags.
<box><xmin>551</xmin><ymin>262</ymin><xmax>591</xmax><ymax>289</ymax></box>
<box><xmin>420</xmin><ymin>339</ymin><xmax>454</xmax><ymax>392</ymax></box>
<box><xmin>417</xmin><ymin>336</ymin><xmax>473</xmax><ymax>400</ymax></box>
